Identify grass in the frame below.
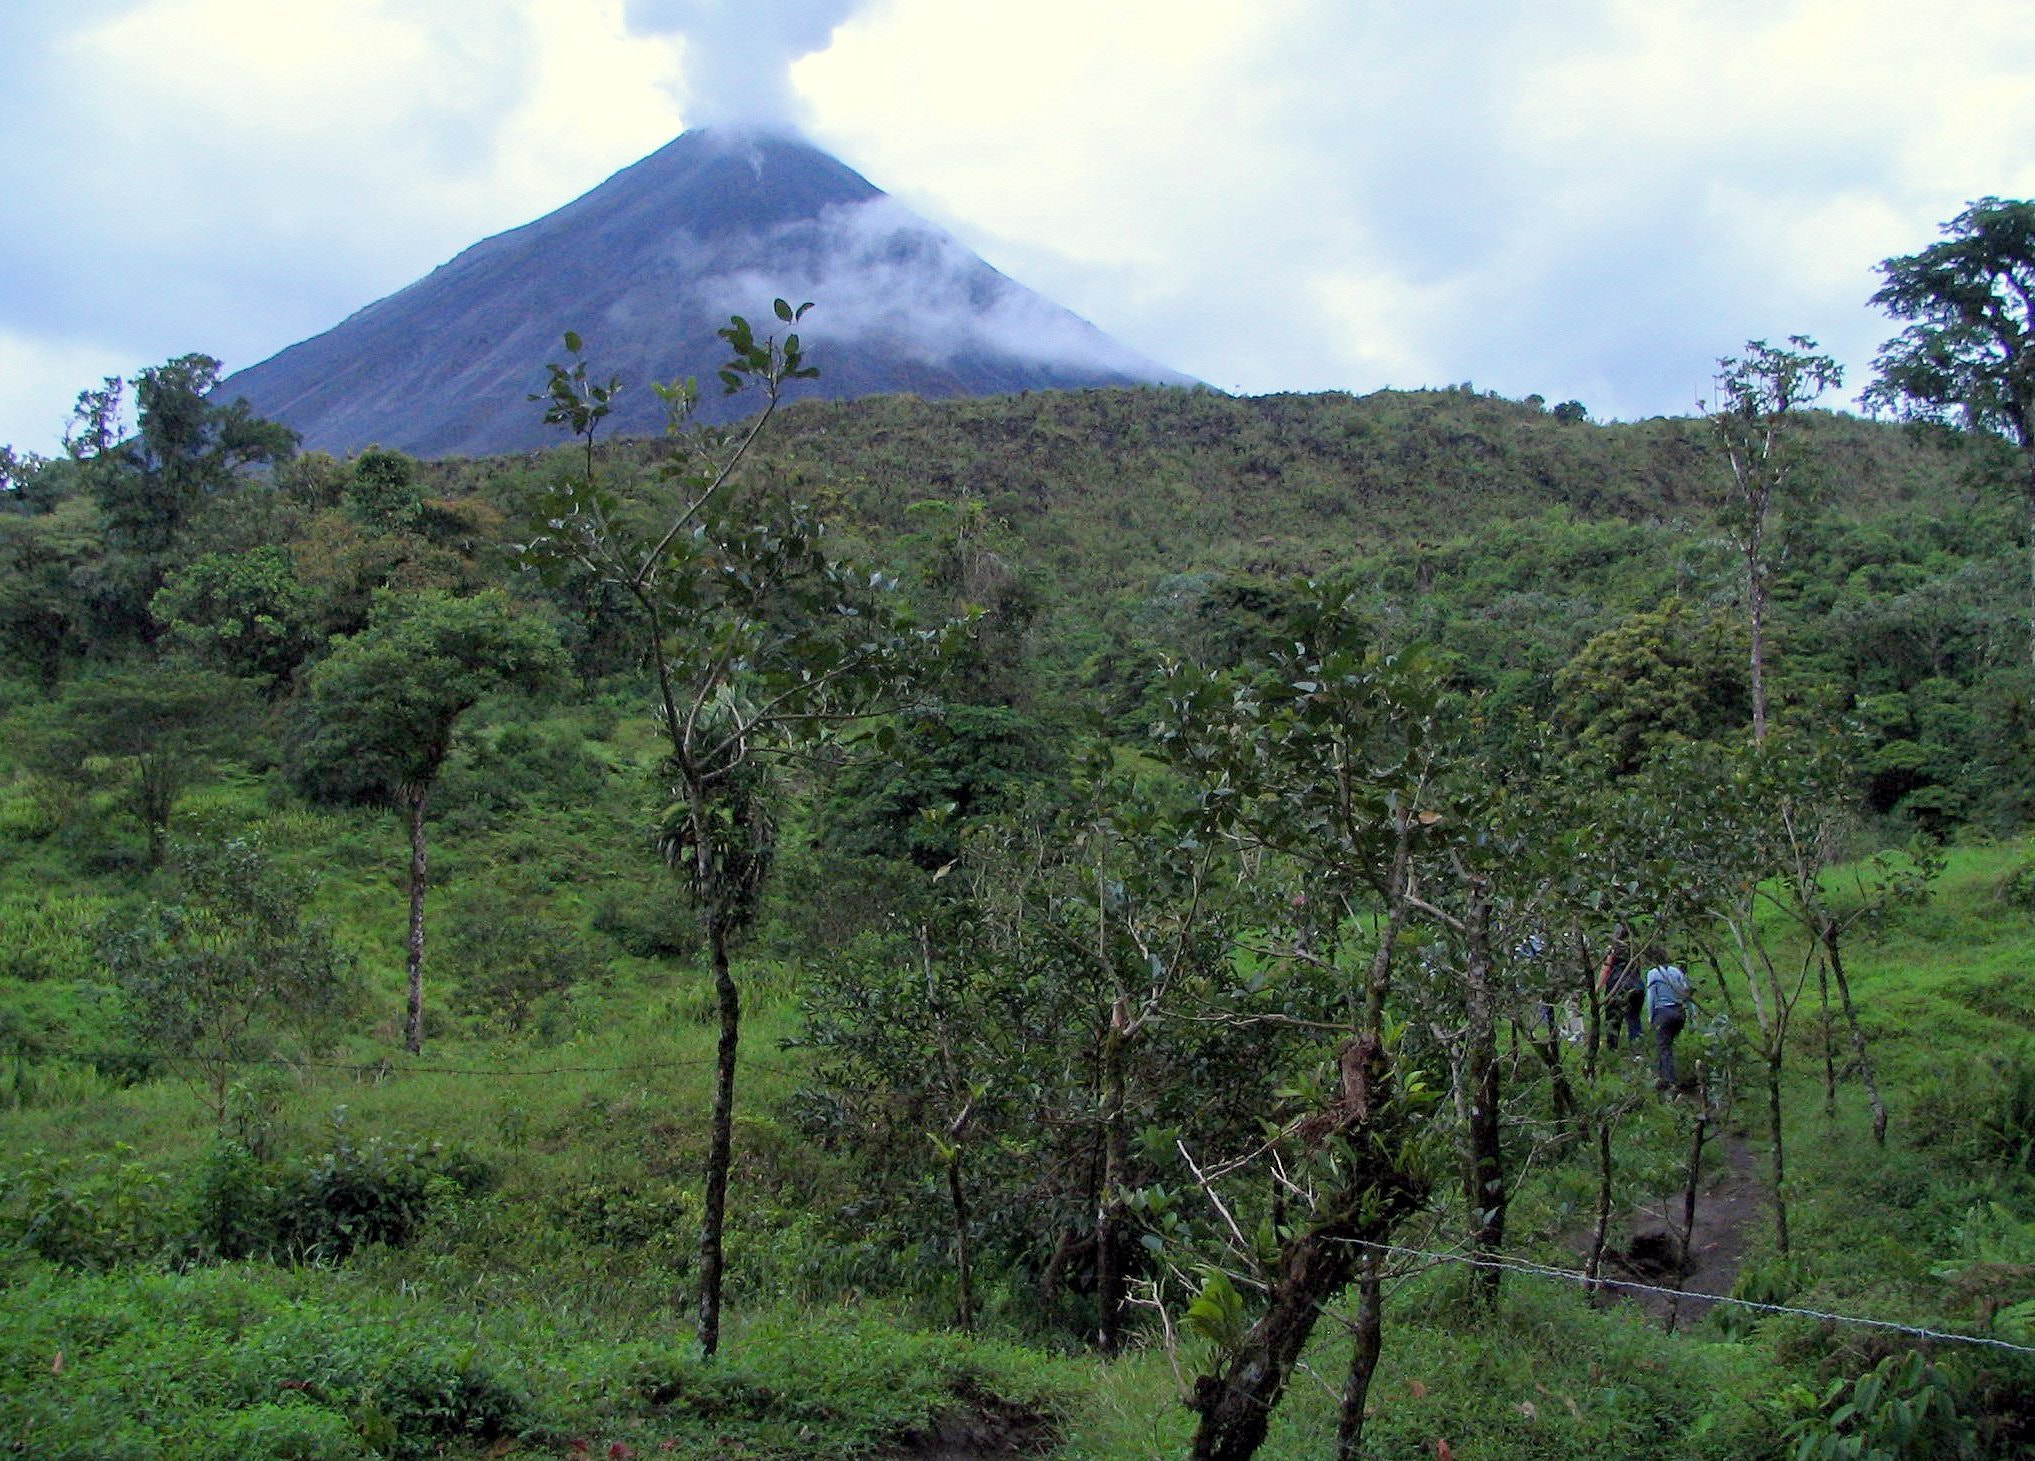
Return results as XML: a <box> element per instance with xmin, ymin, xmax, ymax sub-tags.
<box><xmin>7</xmin><ymin>697</ymin><xmax>2035</xmax><ymax>1456</ymax></box>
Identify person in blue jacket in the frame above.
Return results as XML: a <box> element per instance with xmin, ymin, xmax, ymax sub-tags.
<box><xmin>1643</xmin><ymin>949</ymin><xmax>1693</xmax><ymax>1090</ymax></box>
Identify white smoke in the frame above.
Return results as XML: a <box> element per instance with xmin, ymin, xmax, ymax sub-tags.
<box><xmin>623</xmin><ymin>0</ymin><xmax>863</xmax><ymax>133</ymax></box>
<box><xmin>700</xmin><ymin>196</ymin><xmax>1177</xmax><ymax>378</ymax></box>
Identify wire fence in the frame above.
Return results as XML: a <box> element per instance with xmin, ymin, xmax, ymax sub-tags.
<box><xmin>1346</xmin><ymin>1240</ymin><xmax>2035</xmax><ymax>1356</ymax></box>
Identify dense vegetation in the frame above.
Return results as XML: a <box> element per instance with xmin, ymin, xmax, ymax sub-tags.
<box><xmin>4</xmin><ymin>249</ymin><xmax>2035</xmax><ymax>1458</ymax></box>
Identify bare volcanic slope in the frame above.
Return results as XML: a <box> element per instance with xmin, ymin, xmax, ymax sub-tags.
<box><xmin>218</xmin><ymin>129</ymin><xmax>1195</xmax><ymax>458</ymax></box>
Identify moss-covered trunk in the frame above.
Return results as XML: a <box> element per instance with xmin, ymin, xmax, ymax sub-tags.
<box><xmin>697</xmin><ymin>913</ymin><xmax>740</xmax><ymax>1357</ymax></box>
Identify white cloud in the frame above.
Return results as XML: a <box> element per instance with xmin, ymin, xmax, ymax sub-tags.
<box><xmin>2</xmin><ymin>0</ymin><xmax>2034</xmax><ymax>450</ymax></box>
<box><xmin>0</xmin><ymin>0</ymin><xmax>684</xmax><ymax>454</ymax></box>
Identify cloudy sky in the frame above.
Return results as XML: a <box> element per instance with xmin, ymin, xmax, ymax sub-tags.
<box><xmin>3</xmin><ymin>0</ymin><xmax>2033</xmax><ymax>456</ymax></box>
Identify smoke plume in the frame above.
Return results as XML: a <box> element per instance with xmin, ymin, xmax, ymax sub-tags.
<box><xmin>624</xmin><ymin>0</ymin><xmax>864</xmax><ymax>133</ymax></box>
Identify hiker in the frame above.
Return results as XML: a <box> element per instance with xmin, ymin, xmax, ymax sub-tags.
<box><xmin>1596</xmin><ymin>924</ymin><xmax>1644</xmax><ymax>1049</ymax></box>
<box><xmin>1643</xmin><ymin>950</ymin><xmax>1693</xmax><ymax>1090</ymax></box>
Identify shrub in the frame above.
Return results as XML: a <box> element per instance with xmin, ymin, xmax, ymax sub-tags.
<box><xmin>1782</xmin><ymin>1350</ymin><xmax>1977</xmax><ymax>1460</ymax></box>
<box><xmin>0</xmin><ymin>1146</ymin><xmax>180</xmax><ymax>1270</ymax></box>
<box><xmin>1910</xmin><ymin>1044</ymin><xmax>2035</xmax><ymax>1177</ymax></box>
<box><xmin>559</xmin><ymin>1179</ymin><xmax>698</xmax><ymax>1255</ymax></box>
<box><xmin>201</xmin><ymin>1401</ymin><xmax>368</xmax><ymax>1461</ymax></box>
<box><xmin>1995</xmin><ymin>856</ymin><xmax>2035</xmax><ymax>911</ymax></box>
<box><xmin>591</xmin><ymin>884</ymin><xmax>698</xmax><ymax>960</ymax></box>
<box><xmin>191</xmin><ymin>1123</ymin><xmax>495</xmax><ymax>1264</ymax></box>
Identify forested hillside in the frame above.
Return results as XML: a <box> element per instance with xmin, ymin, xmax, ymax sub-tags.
<box><xmin>3</xmin><ymin>331</ymin><xmax>2034</xmax><ymax>1459</ymax></box>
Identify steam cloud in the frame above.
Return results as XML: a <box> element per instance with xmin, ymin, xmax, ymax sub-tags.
<box><xmin>624</xmin><ymin>0</ymin><xmax>864</xmax><ymax>132</ymax></box>
<box><xmin>702</xmin><ymin>196</ymin><xmax>1183</xmax><ymax>381</ymax></box>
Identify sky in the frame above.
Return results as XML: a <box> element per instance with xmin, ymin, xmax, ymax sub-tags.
<box><xmin>3</xmin><ymin>0</ymin><xmax>2034</xmax><ymax>457</ymax></box>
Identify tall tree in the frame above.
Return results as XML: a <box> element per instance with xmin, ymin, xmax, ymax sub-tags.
<box><xmin>289</xmin><ymin>589</ymin><xmax>565</xmax><ymax>1054</ymax></box>
<box><xmin>21</xmin><ymin>664</ymin><xmax>255</xmax><ymax>865</ymax></box>
<box><xmin>1866</xmin><ymin>197</ymin><xmax>2035</xmax><ymax>666</ymax></box>
<box><xmin>1708</xmin><ymin>337</ymin><xmax>1842</xmax><ymax>743</ymax></box>
<box><xmin>528</xmin><ymin>305</ymin><xmax>947</xmax><ymax>1358</ymax></box>
<box><xmin>102</xmin><ymin>354</ymin><xmax>297</xmax><ymax>558</ymax></box>
<box><xmin>1160</xmin><ymin>592</ymin><xmax>1443</xmax><ymax>1461</ymax></box>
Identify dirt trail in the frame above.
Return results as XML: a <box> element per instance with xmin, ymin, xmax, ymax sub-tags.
<box><xmin>1599</xmin><ymin>1131</ymin><xmax>1764</xmax><ymax>1327</ymax></box>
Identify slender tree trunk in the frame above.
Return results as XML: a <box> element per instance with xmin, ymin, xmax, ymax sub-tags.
<box><xmin>1189</xmin><ymin>826</ymin><xmax>1418</xmax><ymax>1461</ymax></box>
<box><xmin>139</xmin><ymin>754</ymin><xmax>172</xmax><ymax>868</ymax></box>
<box><xmin>1818</xmin><ymin>961</ymin><xmax>1836</xmax><ymax>1120</ymax></box>
<box><xmin>404</xmin><ymin>783</ymin><xmax>429</xmax><ymax>1055</ymax></box>
<box><xmin>1096</xmin><ymin>1007</ymin><xmax>1130</xmax><ymax>1355</ymax></box>
<box><xmin>1038</xmin><ymin>1226</ymin><xmax>1079</xmax><ymax>1314</ymax></box>
<box><xmin>920</xmin><ymin>925</ymin><xmax>977</xmax><ymax>1333</ymax></box>
<box><xmin>1582</xmin><ymin>941</ymin><xmax>1604</xmax><ymax>1085</ymax></box>
<box><xmin>1526</xmin><ymin>1025</ymin><xmax>1577</xmax><ymax>1139</ymax></box>
<box><xmin>946</xmin><ymin>1143</ymin><xmax>975</xmax><ymax>1335</ymax></box>
<box><xmin>1335</xmin><ymin>1251</ymin><xmax>1385</xmax><ymax>1461</ymax></box>
<box><xmin>1822</xmin><ymin>928</ymin><xmax>1887</xmax><ymax>1144</ymax></box>
<box><xmin>1586</xmin><ymin>1115</ymin><xmax>1615</xmax><ymax>1303</ymax></box>
<box><xmin>1666</xmin><ymin>1110</ymin><xmax>1709</xmax><ymax>1334</ymax></box>
<box><xmin>1764</xmin><ymin>1046</ymin><xmax>1789</xmax><ymax>1259</ymax></box>
<box><xmin>1459</xmin><ymin>888</ymin><xmax>1505</xmax><ymax>1306</ymax></box>
<box><xmin>696</xmin><ymin>914</ymin><xmax>740</xmax><ymax>1357</ymax></box>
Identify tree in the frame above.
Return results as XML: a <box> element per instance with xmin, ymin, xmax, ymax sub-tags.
<box><xmin>345</xmin><ymin>447</ymin><xmax>426</xmax><ymax>533</ymax></box>
<box><xmin>1159</xmin><ymin>591</ymin><xmax>1445</xmax><ymax>1461</ymax></box>
<box><xmin>56</xmin><ymin>355</ymin><xmax>297</xmax><ymax>641</ymax></box>
<box><xmin>21</xmin><ymin>664</ymin><xmax>256</xmax><ymax>865</ymax></box>
<box><xmin>1553</xmin><ymin>596</ymin><xmax>1750</xmax><ymax>773</ymax></box>
<box><xmin>288</xmin><ymin>589</ymin><xmax>566</xmax><ymax>1054</ymax></box>
<box><xmin>101</xmin><ymin>834</ymin><xmax>356</xmax><ymax>1124</ymax></box>
<box><xmin>1866</xmin><ymin>198</ymin><xmax>2035</xmax><ymax>666</ymax></box>
<box><xmin>1707</xmin><ymin>337</ymin><xmax>1842</xmax><ymax>744</ymax></box>
<box><xmin>0</xmin><ymin>496</ymin><xmax>103</xmax><ymax>689</ymax></box>
<box><xmin>151</xmin><ymin>545</ymin><xmax>320</xmax><ymax>691</ymax></box>
<box><xmin>528</xmin><ymin>304</ymin><xmax>947</xmax><ymax>1357</ymax></box>
<box><xmin>100</xmin><ymin>354</ymin><xmax>298</xmax><ymax>559</ymax></box>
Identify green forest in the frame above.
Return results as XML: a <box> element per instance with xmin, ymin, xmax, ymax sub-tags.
<box><xmin>2</xmin><ymin>206</ymin><xmax>2035</xmax><ymax>1459</ymax></box>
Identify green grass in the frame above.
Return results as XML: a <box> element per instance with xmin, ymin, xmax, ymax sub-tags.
<box><xmin>7</xmin><ymin>688</ymin><xmax>2035</xmax><ymax>1457</ymax></box>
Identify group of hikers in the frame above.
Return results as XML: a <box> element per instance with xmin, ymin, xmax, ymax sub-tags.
<box><xmin>1595</xmin><ymin>923</ymin><xmax>1692</xmax><ymax>1090</ymax></box>
<box><xmin>1513</xmin><ymin>924</ymin><xmax>1694</xmax><ymax>1092</ymax></box>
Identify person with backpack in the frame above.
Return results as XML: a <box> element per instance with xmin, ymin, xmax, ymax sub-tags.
<box><xmin>1643</xmin><ymin>949</ymin><xmax>1693</xmax><ymax>1090</ymax></box>
<box><xmin>1596</xmin><ymin>924</ymin><xmax>1644</xmax><ymax>1050</ymax></box>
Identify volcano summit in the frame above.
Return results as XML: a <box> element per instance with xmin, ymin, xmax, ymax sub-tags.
<box><xmin>217</xmin><ymin>130</ymin><xmax>1194</xmax><ymax>458</ymax></box>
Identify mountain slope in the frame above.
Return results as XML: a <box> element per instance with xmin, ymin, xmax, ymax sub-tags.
<box><xmin>217</xmin><ymin>129</ymin><xmax>1195</xmax><ymax>457</ymax></box>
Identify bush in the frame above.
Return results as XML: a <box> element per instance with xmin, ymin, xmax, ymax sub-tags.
<box><xmin>0</xmin><ymin>1146</ymin><xmax>180</xmax><ymax>1270</ymax></box>
<box><xmin>591</xmin><ymin>884</ymin><xmax>698</xmax><ymax>960</ymax></box>
<box><xmin>559</xmin><ymin>1179</ymin><xmax>698</xmax><ymax>1255</ymax></box>
<box><xmin>1995</xmin><ymin>857</ymin><xmax>2035</xmax><ymax>911</ymax></box>
<box><xmin>188</xmin><ymin>1122</ymin><xmax>495</xmax><ymax>1265</ymax></box>
<box><xmin>1910</xmin><ymin>1044</ymin><xmax>2035</xmax><ymax>1177</ymax></box>
<box><xmin>202</xmin><ymin>1401</ymin><xmax>368</xmax><ymax>1461</ymax></box>
<box><xmin>445</xmin><ymin>886</ymin><xmax>606</xmax><ymax>1038</ymax></box>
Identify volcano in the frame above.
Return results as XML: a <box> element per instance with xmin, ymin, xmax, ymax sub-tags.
<box><xmin>216</xmin><ymin>129</ymin><xmax>1194</xmax><ymax>458</ymax></box>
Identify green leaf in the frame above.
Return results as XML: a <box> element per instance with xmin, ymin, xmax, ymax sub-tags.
<box><xmin>563</xmin><ymin>330</ymin><xmax>582</xmax><ymax>353</ymax></box>
<box><xmin>1183</xmin><ymin>1269</ymin><xmax>1248</xmax><ymax>1350</ymax></box>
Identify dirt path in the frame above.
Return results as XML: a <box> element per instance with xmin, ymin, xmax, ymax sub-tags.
<box><xmin>1598</xmin><ymin>1131</ymin><xmax>1764</xmax><ymax>1328</ymax></box>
